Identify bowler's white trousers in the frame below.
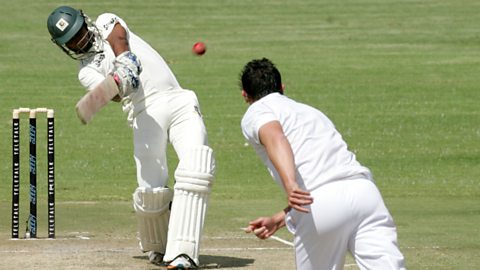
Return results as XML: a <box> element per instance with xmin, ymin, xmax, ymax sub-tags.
<box><xmin>132</xmin><ymin>89</ymin><xmax>208</xmax><ymax>188</ymax></box>
<box><xmin>286</xmin><ymin>179</ymin><xmax>406</xmax><ymax>270</ymax></box>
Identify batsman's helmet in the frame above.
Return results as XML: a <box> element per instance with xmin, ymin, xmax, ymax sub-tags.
<box><xmin>47</xmin><ymin>6</ymin><xmax>103</xmax><ymax>60</ymax></box>
<box><xmin>47</xmin><ymin>6</ymin><xmax>84</xmax><ymax>45</ymax></box>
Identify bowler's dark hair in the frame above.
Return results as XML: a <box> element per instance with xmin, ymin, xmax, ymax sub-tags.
<box><xmin>240</xmin><ymin>58</ymin><xmax>282</xmax><ymax>101</ymax></box>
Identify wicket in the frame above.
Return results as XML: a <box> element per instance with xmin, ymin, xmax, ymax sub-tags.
<box><xmin>12</xmin><ymin>108</ymin><xmax>55</xmax><ymax>239</ymax></box>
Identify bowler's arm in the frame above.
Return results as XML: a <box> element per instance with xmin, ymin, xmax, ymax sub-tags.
<box><xmin>258</xmin><ymin>121</ymin><xmax>313</xmax><ymax>213</ymax></box>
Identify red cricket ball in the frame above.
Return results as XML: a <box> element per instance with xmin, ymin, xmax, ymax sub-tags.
<box><xmin>192</xmin><ymin>42</ymin><xmax>207</xmax><ymax>56</ymax></box>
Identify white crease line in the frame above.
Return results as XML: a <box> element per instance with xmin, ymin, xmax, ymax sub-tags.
<box><xmin>406</xmin><ymin>246</ymin><xmax>440</xmax><ymax>249</ymax></box>
<box><xmin>204</xmin><ymin>247</ymin><xmax>292</xmax><ymax>251</ymax></box>
<box><xmin>240</xmin><ymin>228</ymin><xmax>294</xmax><ymax>247</ymax></box>
<box><xmin>206</xmin><ymin>236</ymin><xmax>253</xmax><ymax>239</ymax></box>
<box><xmin>0</xmin><ymin>247</ymin><xmax>289</xmax><ymax>254</ymax></box>
<box><xmin>9</xmin><ymin>236</ymin><xmax>91</xmax><ymax>241</ymax></box>
<box><xmin>0</xmin><ymin>248</ymin><xmax>137</xmax><ymax>254</ymax></box>
<box><xmin>269</xmin><ymin>235</ymin><xmax>294</xmax><ymax>247</ymax></box>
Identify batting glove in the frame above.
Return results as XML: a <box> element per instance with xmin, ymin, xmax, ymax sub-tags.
<box><xmin>112</xmin><ymin>51</ymin><xmax>142</xmax><ymax>97</ymax></box>
<box><xmin>115</xmin><ymin>51</ymin><xmax>142</xmax><ymax>75</ymax></box>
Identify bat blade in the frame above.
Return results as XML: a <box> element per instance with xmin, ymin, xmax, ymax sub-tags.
<box><xmin>75</xmin><ymin>75</ymin><xmax>119</xmax><ymax>124</ymax></box>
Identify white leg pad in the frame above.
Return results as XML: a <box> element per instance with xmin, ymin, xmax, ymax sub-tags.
<box><xmin>164</xmin><ymin>146</ymin><xmax>216</xmax><ymax>265</ymax></box>
<box><xmin>133</xmin><ymin>187</ymin><xmax>173</xmax><ymax>253</ymax></box>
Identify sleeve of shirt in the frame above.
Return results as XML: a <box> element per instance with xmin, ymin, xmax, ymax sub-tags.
<box><xmin>95</xmin><ymin>13</ymin><xmax>130</xmax><ymax>40</ymax></box>
<box><xmin>241</xmin><ymin>102</ymin><xmax>277</xmax><ymax>145</ymax></box>
<box><xmin>78</xmin><ymin>65</ymin><xmax>106</xmax><ymax>91</ymax></box>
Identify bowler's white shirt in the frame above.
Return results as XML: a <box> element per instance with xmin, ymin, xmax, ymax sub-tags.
<box><xmin>241</xmin><ymin>93</ymin><xmax>372</xmax><ymax>192</ymax></box>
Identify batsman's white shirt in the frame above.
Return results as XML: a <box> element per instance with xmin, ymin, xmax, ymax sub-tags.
<box><xmin>78</xmin><ymin>13</ymin><xmax>181</xmax><ymax>120</ymax></box>
<box><xmin>241</xmin><ymin>93</ymin><xmax>405</xmax><ymax>270</ymax></box>
<box><xmin>77</xmin><ymin>13</ymin><xmax>208</xmax><ymax>188</ymax></box>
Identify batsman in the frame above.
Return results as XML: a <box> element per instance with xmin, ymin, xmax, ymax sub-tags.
<box><xmin>47</xmin><ymin>6</ymin><xmax>215</xmax><ymax>269</ymax></box>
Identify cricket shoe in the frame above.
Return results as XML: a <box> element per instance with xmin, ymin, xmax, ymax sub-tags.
<box><xmin>166</xmin><ymin>254</ymin><xmax>196</xmax><ymax>269</ymax></box>
<box><xmin>147</xmin><ymin>251</ymin><xmax>164</xmax><ymax>265</ymax></box>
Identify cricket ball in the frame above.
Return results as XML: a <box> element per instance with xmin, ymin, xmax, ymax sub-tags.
<box><xmin>192</xmin><ymin>42</ymin><xmax>206</xmax><ymax>56</ymax></box>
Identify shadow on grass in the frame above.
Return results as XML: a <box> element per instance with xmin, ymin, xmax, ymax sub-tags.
<box><xmin>200</xmin><ymin>254</ymin><xmax>255</xmax><ymax>268</ymax></box>
<box><xmin>134</xmin><ymin>254</ymin><xmax>255</xmax><ymax>268</ymax></box>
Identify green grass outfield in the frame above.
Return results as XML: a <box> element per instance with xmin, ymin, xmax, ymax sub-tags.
<box><xmin>1</xmin><ymin>0</ymin><xmax>479</xmax><ymax>269</ymax></box>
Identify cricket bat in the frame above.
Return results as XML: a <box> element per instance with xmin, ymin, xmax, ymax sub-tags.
<box><xmin>75</xmin><ymin>75</ymin><xmax>119</xmax><ymax>124</ymax></box>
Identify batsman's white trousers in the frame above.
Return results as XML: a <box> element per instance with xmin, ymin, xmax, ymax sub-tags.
<box><xmin>286</xmin><ymin>179</ymin><xmax>406</xmax><ymax>270</ymax></box>
<box><xmin>132</xmin><ymin>89</ymin><xmax>208</xmax><ymax>188</ymax></box>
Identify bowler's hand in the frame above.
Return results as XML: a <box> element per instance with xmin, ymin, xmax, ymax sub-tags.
<box><xmin>287</xmin><ymin>186</ymin><xmax>313</xmax><ymax>213</ymax></box>
<box><xmin>244</xmin><ymin>217</ymin><xmax>279</xmax><ymax>239</ymax></box>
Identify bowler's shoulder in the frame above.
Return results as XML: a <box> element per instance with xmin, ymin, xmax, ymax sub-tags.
<box><xmin>241</xmin><ymin>98</ymin><xmax>272</xmax><ymax>129</ymax></box>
